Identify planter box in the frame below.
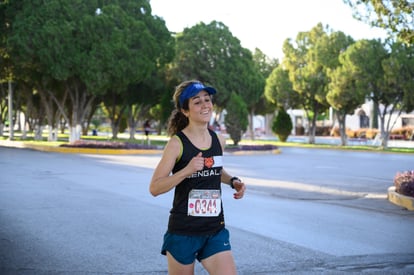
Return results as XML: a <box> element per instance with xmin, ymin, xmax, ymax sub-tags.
<box><xmin>387</xmin><ymin>186</ymin><xmax>414</xmax><ymax>211</ymax></box>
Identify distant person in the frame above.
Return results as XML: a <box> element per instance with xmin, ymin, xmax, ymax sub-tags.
<box><xmin>149</xmin><ymin>80</ymin><xmax>246</xmax><ymax>275</ymax></box>
<box><xmin>144</xmin><ymin>120</ymin><xmax>151</xmax><ymax>143</ymax></box>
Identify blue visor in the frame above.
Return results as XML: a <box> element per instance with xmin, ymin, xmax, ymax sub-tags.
<box><xmin>179</xmin><ymin>82</ymin><xmax>216</xmax><ymax>107</ymax></box>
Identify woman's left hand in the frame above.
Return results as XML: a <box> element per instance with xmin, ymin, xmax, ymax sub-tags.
<box><xmin>232</xmin><ymin>179</ymin><xmax>246</xmax><ymax>199</ymax></box>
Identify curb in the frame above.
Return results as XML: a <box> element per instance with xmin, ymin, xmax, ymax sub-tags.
<box><xmin>1</xmin><ymin>140</ymin><xmax>281</xmax><ymax>155</ymax></box>
<box><xmin>29</xmin><ymin>145</ymin><xmax>164</xmax><ymax>155</ymax></box>
<box><xmin>224</xmin><ymin>149</ymin><xmax>281</xmax><ymax>155</ymax></box>
<box><xmin>0</xmin><ymin>141</ymin><xmax>163</xmax><ymax>155</ymax></box>
<box><xmin>387</xmin><ymin>186</ymin><xmax>414</xmax><ymax>211</ymax></box>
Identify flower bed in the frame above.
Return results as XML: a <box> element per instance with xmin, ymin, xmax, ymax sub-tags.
<box><xmin>61</xmin><ymin>140</ymin><xmax>278</xmax><ymax>153</ymax></box>
<box><xmin>394</xmin><ymin>170</ymin><xmax>414</xmax><ymax>198</ymax></box>
<box><xmin>60</xmin><ymin>140</ymin><xmax>159</xmax><ymax>150</ymax></box>
<box><xmin>224</xmin><ymin>144</ymin><xmax>279</xmax><ymax>152</ymax></box>
<box><xmin>388</xmin><ymin>170</ymin><xmax>414</xmax><ymax>210</ymax></box>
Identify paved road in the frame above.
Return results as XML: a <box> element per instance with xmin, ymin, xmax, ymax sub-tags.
<box><xmin>0</xmin><ymin>146</ymin><xmax>413</xmax><ymax>274</ymax></box>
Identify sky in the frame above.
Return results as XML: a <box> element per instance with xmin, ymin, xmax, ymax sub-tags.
<box><xmin>150</xmin><ymin>0</ymin><xmax>388</xmax><ymax>60</ymax></box>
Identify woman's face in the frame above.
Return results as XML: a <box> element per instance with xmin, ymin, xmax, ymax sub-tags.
<box><xmin>184</xmin><ymin>90</ymin><xmax>213</xmax><ymax>123</ymax></box>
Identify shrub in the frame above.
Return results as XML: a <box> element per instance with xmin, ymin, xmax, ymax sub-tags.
<box><xmin>391</xmin><ymin>127</ymin><xmax>414</xmax><ymax>140</ymax></box>
<box><xmin>272</xmin><ymin>107</ymin><xmax>292</xmax><ymax>142</ymax></box>
<box><xmin>225</xmin><ymin>144</ymin><xmax>278</xmax><ymax>152</ymax></box>
<box><xmin>337</xmin><ymin>128</ymin><xmax>379</xmax><ymax>139</ymax></box>
<box><xmin>315</xmin><ymin>126</ymin><xmax>331</xmax><ymax>136</ymax></box>
<box><xmin>394</xmin><ymin>170</ymin><xmax>414</xmax><ymax>198</ymax></box>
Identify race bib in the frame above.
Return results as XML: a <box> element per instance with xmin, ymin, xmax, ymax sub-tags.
<box><xmin>188</xmin><ymin>189</ymin><xmax>221</xmax><ymax>217</ymax></box>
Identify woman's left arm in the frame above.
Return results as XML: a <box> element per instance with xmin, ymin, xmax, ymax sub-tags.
<box><xmin>217</xmin><ymin>133</ymin><xmax>246</xmax><ymax>199</ymax></box>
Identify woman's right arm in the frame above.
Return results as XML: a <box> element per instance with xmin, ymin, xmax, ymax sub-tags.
<box><xmin>149</xmin><ymin>137</ymin><xmax>204</xmax><ymax>196</ymax></box>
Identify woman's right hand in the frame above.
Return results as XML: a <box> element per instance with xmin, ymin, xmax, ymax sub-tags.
<box><xmin>186</xmin><ymin>152</ymin><xmax>204</xmax><ymax>175</ymax></box>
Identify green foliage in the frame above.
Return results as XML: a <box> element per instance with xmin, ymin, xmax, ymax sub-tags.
<box><xmin>253</xmin><ymin>48</ymin><xmax>279</xmax><ymax>78</ymax></box>
<box><xmin>224</xmin><ymin>92</ymin><xmax>248</xmax><ymax>146</ymax></box>
<box><xmin>343</xmin><ymin>0</ymin><xmax>413</xmax><ymax>45</ymax></box>
<box><xmin>91</xmin><ymin>119</ymin><xmax>101</xmax><ymax>129</ymax></box>
<box><xmin>253</xmin><ymin>49</ymin><xmax>279</xmax><ymax>116</ymax></box>
<box><xmin>282</xmin><ymin>23</ymin><xmax>332</xmax><ymax>143</ymax></box>
<box><xmin>265</xmin><ymin>67</ymin><xmax>300</xmax><ymax>110</ymax></box>
<box><xmin>382</xmin><ymin>42</ymin><xmax>414</xmax><ymax>113</ymax></box>
<box><xmin>173</xmin><ymin>21</ymin><xmax>263</xmax><ymax>110</ymax></box>
<box><xmin>4</xmin><ymin>0</ymin><xmax>174</xmax><ymax>141</ymax></box>
<box><xmin>2</xmin><ymin>0</ymin><xmax>413</xmax><ymax>148</ymax></box>
<box><xmin>119</xmin><ymin>115</ymin><xmax>128</xmax><ymax>134</ymax></box>
<box><xmin>326</xmin><ymin>34</ymin><xmax>367</xmax><ymax>146</ymax></box>
<box><xmin>272</xmin><ymin>108</ymin><xmax>292</xmax><ymax>142</ymax></box>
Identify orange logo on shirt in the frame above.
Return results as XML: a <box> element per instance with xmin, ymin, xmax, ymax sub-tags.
<box><xmin>204</xmin><ymin>157</ymin><xmax>214</xmax><ymax>168</ymax></box>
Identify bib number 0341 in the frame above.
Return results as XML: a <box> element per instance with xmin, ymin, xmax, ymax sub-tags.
<box><xmin>188</xmin><ymin>189</ymin><xmax>222</xmax><ymax>217</ymax></box>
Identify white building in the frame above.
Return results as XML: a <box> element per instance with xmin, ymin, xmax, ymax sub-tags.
<box><xmin>286</xmin><ymin>100</ymin><xmax>414</xmax><ymax>136</ymax></box>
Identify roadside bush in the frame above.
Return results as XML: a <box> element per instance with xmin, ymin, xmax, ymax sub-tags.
<box><xmin>391</xmin><ymin>127</ymin><xmax>414</xmax><ymax>140</ymax></box>
<box><xmin>315</xmin><ymin>126</ymin><xmax>331</xmax><ymax>136</ymax></box>
<box><xmin>272</xmin><ymin>108</ymin><xmax>292</xmax><ymax>142</ymax></box>
<box><xmin>340</xmin><ymin>128</ymin><xmax>379</xmax><ymax>139</ymax></box>
<box><xmin>394</xmin><ymin>170</ymin><xmax>414</xmax><ymax>198</ymax></box>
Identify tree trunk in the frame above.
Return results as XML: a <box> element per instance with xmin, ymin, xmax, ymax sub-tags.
<box><xmin>265</xmin><ymin>113</ymin><xmax>273</xmax><ymax>136</ymax></box>
<box><xmin>111</xmin><ymin>118</ymin><xmax>120</xmax><ymax>139</ymax></box>
<box><xmin>69</xmin><ymin>124</ymin><xmax>82</xmax><ymax>143</ymax></box>
<box><xmin>21</xmin><ymin>112</ymin><xmax>27</xmax><ymax>139</ymax></box>
<box><xmin>34</xmin><ymin>124</ymin><xmax>43</xmax><ymax>141</ymax></box>
<box><xmin>337</xmin><ymin>112</ymin><xmax>347</xmax><ymax>146</ymax></box>
<box><xmin>308</xmin><ymin>113</ymin><xmax>318</xmax><ymax>144</ymax></box>
<box><xmin>248</xmin><ymin>111</ymin><xmax>255</xmax><ymax>140</ymax></box>
<box><xmin>127</xmin><ymin>106</ymin><xmax>137</xmax><ymax>140</ymax></box>
<box><xmin>47</xmin><ymin>81</ymin><xmax>96</xmax><ymax>143</ymax></box>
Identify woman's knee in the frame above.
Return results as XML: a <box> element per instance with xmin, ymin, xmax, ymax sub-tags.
<box><xmin>201</xmin><ymin>251</ymin><xmax>237</xmax><ymax>275</ymax></box>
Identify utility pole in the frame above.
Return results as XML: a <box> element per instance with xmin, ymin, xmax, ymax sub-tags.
<box><xmin>8</xmin><ymin>80</ymin><xmax>13</xmax><ymax>140</ymax></box>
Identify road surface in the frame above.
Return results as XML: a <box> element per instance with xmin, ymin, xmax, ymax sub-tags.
<box><xmin>0</xmin><ymin>146</ymin><xmax>413</xmax><ymax>274</ymax></box>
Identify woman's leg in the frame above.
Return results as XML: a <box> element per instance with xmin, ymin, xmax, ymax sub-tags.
<box><xmin>201</xmin><ymin>251</ymin><xmax>237</xmax><ymax>275</ymax></box>
<box><xmin>166</xmin><ymin>251</ymin><xmax>195</xmax><ymax>275</ymax></box>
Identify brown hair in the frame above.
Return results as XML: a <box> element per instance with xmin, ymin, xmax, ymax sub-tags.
<box><xmin>166</xmin><ymin>80</ymin><xmax>199</xmax><ymax>136</ymax></box>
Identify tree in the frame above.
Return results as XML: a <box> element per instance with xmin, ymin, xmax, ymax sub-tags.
<box><xmin>374</xmin><ymin>41</ymin><xmax>414</xmax><ymax>147</ymax></box>
<box><xmin>343</xmin><ymin>39</ymin><xmax>414</xmax><ymax>148</ymax></box>
<box><xmin>247</xmin><ymin>48</ymin><xmax>278</xmax><ymax>139</ymax></box>
<box><xmin>241</xmin><ymin>55</ymin><xmax>265</xmax><ymax>141</ymax></box>
<box><xmin>124</xmin><ymin>74</ymin><xmax>170</xmax><ymax>139</ymax></box>
<box><xmin>327</xmin><ymin>63</ymin><xmax>366</xmax><ymax>146</ymax></box>
<box><xmin>283</xmin><ymin>23</ymin><xmax>331</xmax><ymax>144</ymax></box>
<box><xmin>317</xmin><ymin>31</ymin><xmax>356</xmax><ymax>146</ymax></box>
<box><xmin>0</xmin><ymin>83</ymin><xmax>8</xmax><ymax>136</ymax></box>
<box><xmin>272</xmin><ymin>107</ymin><xmax>293</xmax><ymax>142</ymax></box>
<box><xmin>343</xmin><ymin>0</ymin><xmax>413</xmax><ymax>44</ymax></box>
<box><xmin>5</xmin><ymin>0</ymin><xmax>173</xmax><ymax>142</ymax></box>
<box><xmin>0</xmin><ymin>0</ymin><xmax>14</xmax><ymax>137</ymax></box>
<box><xmin>382</xmin><ymin>41</ymin><xmax>414</xmax><ymax>127</ymax></box>
<box><xmin>224</xmin><ymin>92</ymin><xmax>248</xmax><ymax>146</ymax></box>
<box><xmin>345</xmin><ymin>39</ymin><xmax>389</xmax><ymax>145</ymax></box>
<box><xmin>173</xmin><ymin>21</ymin><xmax>261</xmax><ymax>110</ymax></box>
<box><xmin>172</xmin><ymin>20</ymin><xmax>268</xmax><ymax>141</ymax></box>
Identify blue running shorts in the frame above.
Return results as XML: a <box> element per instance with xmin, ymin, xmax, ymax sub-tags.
<box><xmin>161</xmin><ymin>227</ymin><xmax>231</xmax><ymax>265</ymax></box>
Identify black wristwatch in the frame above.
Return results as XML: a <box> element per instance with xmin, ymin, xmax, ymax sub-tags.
<box><xmin>230</xmin><ymin>177</ymin><xmax>240</xmax><ymax>189</ymax></box>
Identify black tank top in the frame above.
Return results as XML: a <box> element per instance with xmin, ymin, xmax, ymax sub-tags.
<box><xmin>168</xmin><ymin>129</ymin><xmax>225</xmax><ymax>235</ymax></box>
